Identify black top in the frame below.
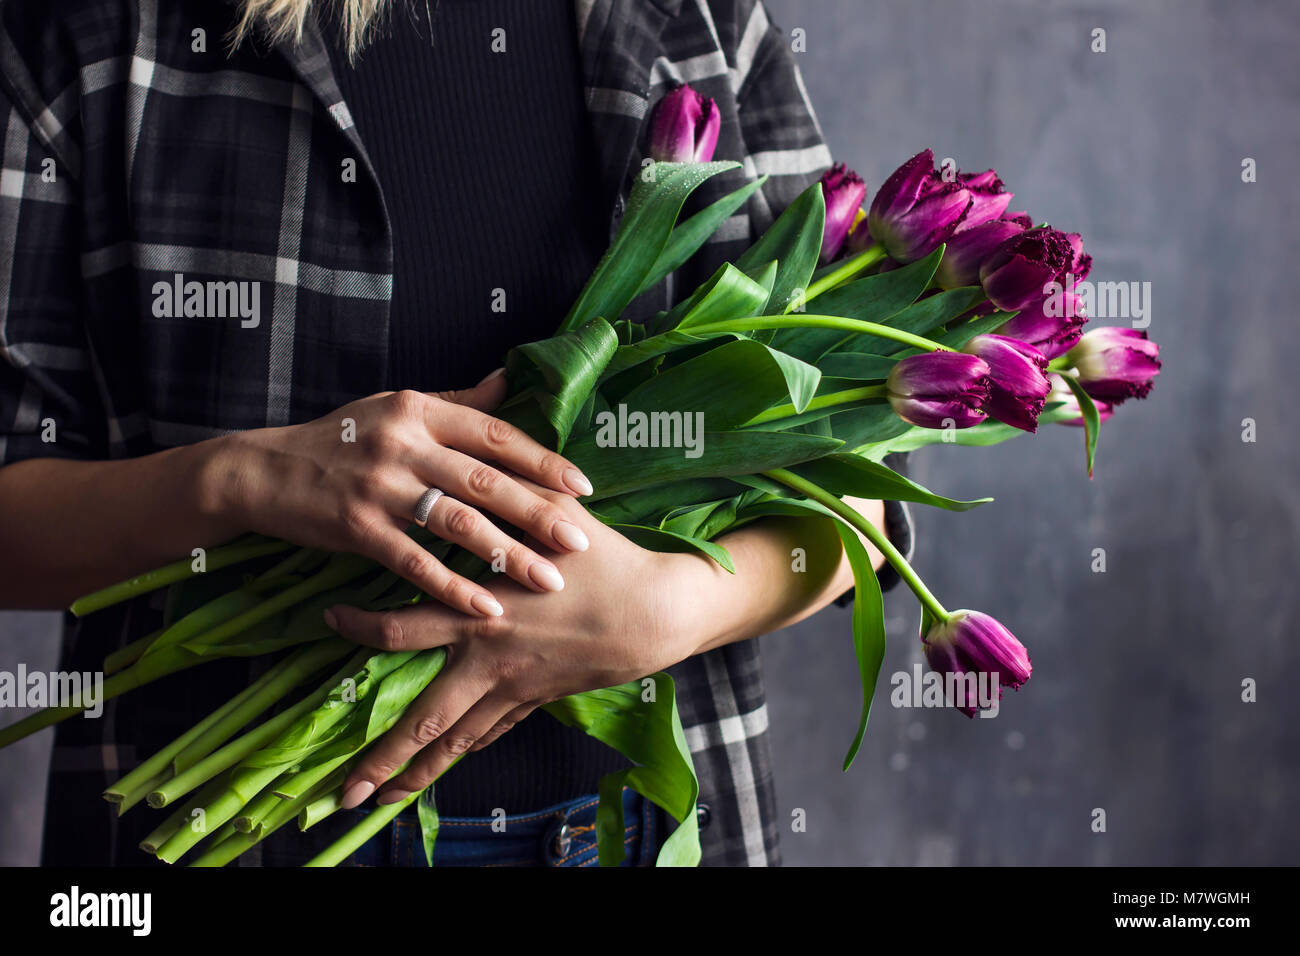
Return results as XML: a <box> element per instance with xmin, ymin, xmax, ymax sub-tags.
<box><xmin>326</xmin><ymin>0</ymin><xmax>627</xmax><ymax>815</ymax></box>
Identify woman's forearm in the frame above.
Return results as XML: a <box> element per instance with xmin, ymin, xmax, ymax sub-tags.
<box><xmin>0</xmin><ymin>438</ymin><xmax>244</xmax><ymax>609</ymax></box>
<box><xmin>679</xmin><ymin>497</ymin><xmax>887</xmax><ymax>656</ymax></box>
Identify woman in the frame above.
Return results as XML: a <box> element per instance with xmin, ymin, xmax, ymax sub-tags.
<box><xmin>0</xmin><ymin>0</ymin><xmax>909</xmax><ymax>866</ymax></box>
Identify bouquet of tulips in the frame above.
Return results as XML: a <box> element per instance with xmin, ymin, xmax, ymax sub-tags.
<box><xmin>0</xmin><ymin>84</ymin><xmax>1160</xmax><ymax>867</ymax></box>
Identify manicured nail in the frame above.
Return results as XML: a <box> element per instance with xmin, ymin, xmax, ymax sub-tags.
<box><xmin>323</xmin><ymin>607</ymin><xmax>339</xmax><ymax>631</ymax></box>
<box><xmin>477</xmin><ymin>367</ymin><xmax>505</xmax><ymax>385</ymax></box>
<box><xmin>340</xmin><ymin>780</ymin><xmax>375</xmax><ymax>810</ymax></box>
<box><xmin>376</xmin><ymin>789</ymin><xmax>411</xmax><ymax>806</ymax></box>
<box><xmin>563</xmin><ymin>468</ymin><xmax>594</xmax><ymax>496</ymax></box>
<box><xmin>529</xmin><ymin>562</ymin><xmax>565</xmax><ymax>592</ymax></box>
<box><xmin>552</xmin><ymin>520</ymin><xmax>590</xmax><ymax>552</ymax></box>
<box><xmin>471</xmin><ymin>593</ymin><xmax>504</xmax><ymax>617</ymax></box>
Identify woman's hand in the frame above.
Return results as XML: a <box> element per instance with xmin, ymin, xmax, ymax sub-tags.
<box><xmin>209</xmin><ymin>371</ymin><xmax>595</xmax><ymax>618</ymax></box>
<box><xmin>328</xmin><ymin>482</ymin><xmax>699</xmax><ymax>808</ymax></box>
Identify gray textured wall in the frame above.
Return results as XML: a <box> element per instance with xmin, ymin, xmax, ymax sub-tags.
<box><xmin>759</xmin><ymin>0</ymin><xmax>1299</xmax><ymax>865</ymax></box>
<box><xmin>3</xmin><ymin>0</ymin><xmax>1297</xmax><ymax>866</ymax></box>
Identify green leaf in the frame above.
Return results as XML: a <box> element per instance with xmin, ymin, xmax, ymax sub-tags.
<box><xmin>856</xmin><ymin>402</ymin><xmax>1081</xmax><ymax>458</ymax></box>
<box><xmin>566</xmin><ymin>428</ymin><xmax>841</xmax><ymax>500</ymax></box>
<box><xmin>791</xmin><ymin>454</ymin><xmax>992</xmax><ymax>511</ymax></box>
<box><xmin>929</xmin><ymin>310</ymin><xmax>1015</xmax><ymax>350</ymax></box>
<box><xmin>502</xmin><ymin>318</ymin><xmax>619</xmax><ymax>451</ymax></box>
<box><xmin>735</xmin><ymin>181</ymin><xmax>826</xmax><ymax>315</ymax></box>
<box><xmin>673</xmin><ymin>262</ymin><xmax>774</xmax><ymax>332</ymax></box>
<box><xmin>1060</xmin><ymin>374</ymin><xmax>1101</xmax><ymax>477</ymax></box>
<box><xmin>769</xmin><ymin>246</ymin><xmax>945</xmax><ymax>361</ymax></box>
<box><xmin>600</xmin><ymin>328</ymin><xmax>720</xmax><ymax>381</ymax></box>
<box><xmin>614</xmin><ymin>337</ymin><xmax>821</xmax><ymax>429</ymax></box>
<box><xmin>559</xmin><ymin>161</ymin><xmax>740</xmax><ymax>333</ymax></box>
<box><xmin>826</xmin><ymin>403</ymin><xmax>913</xmax><ymax>448</ymax></box>
<box><xmin>544</xmin><ymin>675</ymin><xmax>700</xmax><ymax>867</ymax></box>
<box><xmin>417</xmin><ymin>789</ymin><xmax>440</xmax><ymax>867</ymax></box>
<box><xmin>587</xmin><ymin>477</ymin><xmax>749</xmax><ymax>526</ymax></box>
<box><xmin>609</xmin><ymin>523</ymin><xmax>735</xmax><ymax>572</ymax></box>
<box><xmin>637</xmin><ymin>176</ymin><xmax>768</xmax><ymax>297</ymax></box>
<box><xmin>838</xmin><ymin>286</ymin><xmax>987</xmax><ymax>356</ymax></box>
<box><xmin>818</xmin><ymin>352</ymin><xmax>899</xmax><ymax>380</ymax></box>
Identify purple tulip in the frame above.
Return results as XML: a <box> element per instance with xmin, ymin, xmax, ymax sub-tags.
<box><xmin>934</xmin><ymin>217</ymin><xmax>1028</xmax><ymax>289</ymax></box>
<box><xmin>866</xmin><ymin>149</ymin><xmax>972</xmax><ymax>263</ymax></box>
<box><xmin>1062</xmin><ymin>327</ymin><xmax>1161</xmax><ymax>403</ymax></box>
<box><xmin>923</xmin><ymin>610</ymin><xmax>1032</xmax><ymax>718</ymax></box>
<box><xmin>961</xmin><ymin>334</ymin><xmax>1051</xmax><ymax>432</ymax></box>
<box><xmin>819</xmin><ymin>164</ymin><xmax>868</xmax><ymax>262</ymax></box>
<box><xmin>647</xmin><ymin>84</ymin><xmax>721</xmax><ymax>163</ymax></box>
<box><xmin>885</xmin><ymin>351</ymin><xmax>991</xmax><ymax>429</ymax></box>
<box><xmin>979</xmin><ymin>226</ymin><xmax>1091</xmax><ymax>314</ymax></box>
<box><xmin>1048</xmin><ymin>373</ymin><xmax>1114</xmax><ymax>427</ymax></box>
<box><xmin>994</xmin><ymin>291</ymin><xmax>1087</xmax><ymax>360</ymax></box>
<box><xmin>956</xmin><ymin>169</ymin><xmax>1014</xmax><ymax>229</ymax></box>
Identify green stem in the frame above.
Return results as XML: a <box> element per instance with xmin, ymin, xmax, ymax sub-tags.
<box><xmin>104</xmin><ymin>627</ymin><xmax>162</xmax><ymax>676</ymax></box>
<box><xmin>166</xmin><ymin>643</ymin><xmax>345</xmax><ymax>774</ymax></box>
<box><xmin>112</xmin><ymin>769</ymin><xmax>171</xmax><ymax>815</ymax></box>
<box><xmin>743</xmin><ymin>385</ymin><xmax>886</xmax><ymax>427</ymax></box>
<box><xmin>195</xmin><ymin>770</ymin><xmax>345</xmax><ymax>867</ymax></box>
<box><xmin>148</xmin><ymin>642</ymin><xmax>360</xmax><ymax>807</ymax></box>
<box><xmin>796</xmin><ymin>245</ymin><xmax>887</xmax><ymax>308</ymax></box>
<box><xmin>140</xmin><ymin>771</ymin><xmax>233</xmax><ymax>855</ymax></box>
<box><xmin>303</xmin><ymin>789</ymin><xmax>423</xmax><ymax>868</ymax></box>
<box><xmin>69</xmin><ymin>536</ymin><xmax>292</xmax><ymax>617</ymax></box>
<box><xmin>106</xmin><ymin>653</ymin><xmax>300</xmax><ymax>802</ymax></box>
<box><xmin>762</xmin><ymin>468</ymin><xmax>950</xmax><ymax>622</ymax></box>
<box><xmin>686</xmin><ymin>314</ymin><xmax>952</xmax><ymax>353</ymax></box>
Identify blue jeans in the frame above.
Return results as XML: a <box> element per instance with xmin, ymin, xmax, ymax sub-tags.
<box><xmin>346</xmin><ymin>787</ymin><xmax>660</xmax><ymax>867</ymax></box>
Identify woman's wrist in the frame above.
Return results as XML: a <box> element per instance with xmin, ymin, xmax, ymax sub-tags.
<box><xmin>665</xmin><ymin>514</ymin><xmax>851</xmax><ymax>660</ymax></box>
<box><xmin>191</xmin><ymin>431</ymin><xmax>267</xmax><ymax>534</ymax></box>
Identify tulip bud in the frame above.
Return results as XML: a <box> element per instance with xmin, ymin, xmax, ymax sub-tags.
<box><xmin>961</xmin><ymin>334</ymin><xmax>1051</xmax><ymax>432</ymax></box>
<box><xmin>1062</xmin><ymin>327</ymin><xmax>1161</xmax><ymax>403</ymax></box>
<box><xmin>934</xmin><ymin>217</ymin><xmax>1027</xmax><ymax>289</ymax></box>
<box><xmin>866</xmin><ymin>149</ymin><xmax>972</xmax><ymax>263</ymax></box>
<box><xmin>923</xmin><ymin>610</ymin><xmax>1032</xmax><ymax>718</ymax></box>
<box><xmin>1048</xmin><ymin>373</ymin><xmax>1114</xmax><ymax>426</ymax></box>
<box><xmin>885</xmin><ymin>351</ymin><xmax>991</xmax><ymax>429</ymax></box>
<box><xmin>979</xmin><ymin>226</ymin><xmax>1089</xmax><ymax>313</ymax></box>
<box><xmin>647</xmin><ymin>84</ymin><xmax>721</xmax><ymax>163</ymax></box>
<box><xmin>819</xmin><ymin>164</ymin><xmax>868</xmax><ymax>262</ymax></box>
<box><xmin>956</xmin><ymin>169</ymin><xmax>1013</xmax><ymax>229</ymax></box>
<box><xmin>994</xmin><ymin>292</ymin><xmax>1087</xmax><ymax>360</ymax></box>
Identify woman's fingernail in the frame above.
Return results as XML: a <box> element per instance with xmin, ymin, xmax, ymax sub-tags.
<box><xmin>323</xmin><ymin>608</ymin><xmax>339</xmax><ymax>631</ymax></box>
<box><xmin>340</xmin><ymin>781</ymin><xmax>375</xmax><ymax>810</ymax></box>
<box><xmin>376</xmin><ymin>789</ymin><xmax>411</xmax><ymax>806</ymax></box>
<box><xmin>563</xmin><ymin>468</ymin><xmax>594</xmax><ymax>496</ymax></box>
<box><xmin>477</xmin><ymin>367</ymin><xmax>506</xmax><ymax>385</ymax></box>
<box><xmin>471</xmin><ymin>593</ymin><xmax>504</xmax><ymax>617</ymax></box>
<box><xmin>529</xmin><ymin>562</ymin><xmax>565</xmax><ymax>592</ymax></box>
<box><xmin>552</xmin><ymin>520</ymin><xmax>590</xmax><ymax>552</ymax></box>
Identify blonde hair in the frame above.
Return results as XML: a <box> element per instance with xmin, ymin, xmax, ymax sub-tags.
<box><xmin>232</xmin><ymin>0</ymin><xmax>393</xmax><ymax>61</ymax></box>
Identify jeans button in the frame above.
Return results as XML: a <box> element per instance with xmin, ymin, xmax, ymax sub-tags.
<box><xmin>553</xmin><ymin>823</ymin><xmax>572</xmax><ymax>857</ymax></box>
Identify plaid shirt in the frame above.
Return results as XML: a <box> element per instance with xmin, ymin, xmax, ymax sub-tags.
<box><xmin>2</xmin><ymin>0</ymin><xmax>911</xmax><ymax>866</ymax></box>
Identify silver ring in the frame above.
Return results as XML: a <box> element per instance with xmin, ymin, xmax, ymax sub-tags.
<box><xmin>413</xmin><ymin>487</ymin><xmax>444</xmax><ymax>526</ymax></box>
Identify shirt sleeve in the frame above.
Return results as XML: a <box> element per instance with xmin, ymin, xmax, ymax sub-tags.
<box><xmin>0</xmin><ymin>87</ymin><xmax>105</xmax><ymax>466</ymax></box>
<box><xmin>730</xmin><ymin>1</ymin><xmax>916</xmax><ymax>596</ymax></box>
